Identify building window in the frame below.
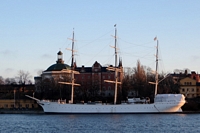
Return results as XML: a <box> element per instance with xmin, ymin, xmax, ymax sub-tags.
<box><xmin>182</xmin><ymin>88</ymin><xmax>185</xmax><ymax>92</ymax></box>
<box><xmin>11</xmin><ymin>104</ymin><xmax>14</xmax><ymax>108</ymax></box>
<box><xmin>103</xmin><ymin>86</ymin><xmax>105</xmax><ymax>90</ymax></box>
<box><xmin>26</xmin><ymin>104</ymin><xmax>29</xmax><ymax>108</ymax></box>
<box><xmin>187</xmin><ymin>88</ymin><xmax>189</xmax><ymax>91</ymax></box>
<box><xmin>108</xmin><ymin>86</ymin><xmax>111</xmax><ymax>90</ymax></box>
<box><xmin>184</xmin><ymin>82</ymin><xmax>187</xmax><ymax>85</ymax></box>
<box><xmin>192</xmin><ymin>88</ymin><xmax>194</xmax><ymax>92</ymax></box>
<box><xmin>197</xmin><ymin>89</ymin><xmax>199</xmax><ymax>92</ymax></box>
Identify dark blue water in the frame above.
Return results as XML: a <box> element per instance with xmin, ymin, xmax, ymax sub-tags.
<box><xmin>0</xmin><ymin>114</ymin><xmax>199</xmax><ymax>133</ymax></box>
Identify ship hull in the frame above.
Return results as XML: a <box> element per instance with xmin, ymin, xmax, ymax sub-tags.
<box><xmin>38</xmin><ymin>101</ymin><xmax>185</xmax><ymax>114</ymax></box>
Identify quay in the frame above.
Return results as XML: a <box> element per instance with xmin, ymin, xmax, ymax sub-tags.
<box><xmin>0</xmin><ymin>109</ymin><xmax>44</xmax><ymax>114</ymax></box>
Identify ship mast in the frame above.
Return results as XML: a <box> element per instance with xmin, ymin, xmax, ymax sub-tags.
<box><xmin>148</xmin><ymin>38</ymin><xmax>164</xmax><ymax>96</ymax></box>
<box><xmin>59</xmin><ymin>29</ymin><xmax>80</xmax><ymax>104</ymax></box>
<box><xmin>71</xmin><ymin>29</ymin><xmax>75</xmax><ymax>68</ymax></box>
<box><xmin>154</xmin><ymin>39</ymin><xmax>159</xmax><ymax>96</ymax></box>
<box><xmin>114</xmin><ymin>25</ymin><xmax>118</xmax><ymax>104</ymax></box>
<box><xmin>104</xmin><ymin>24</ymin><xmax>122</xmax><ymax>104</ymax></box>
<box><xmin>114</xmin><ymin>25</ymin><xmax>117</xmax><ymax>68</ymax></box>
<box><xmin>70</xmin><ymin>29</ymin><xmax>75</xmax><ymax>104</ymax></box>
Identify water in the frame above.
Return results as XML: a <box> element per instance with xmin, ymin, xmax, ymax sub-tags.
<box><xmin>0</xmin><ymin>114</ymin><xmax>200</xmax><ymax>133</ymax></box>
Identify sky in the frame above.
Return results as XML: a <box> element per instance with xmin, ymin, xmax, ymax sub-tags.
<box><xmin>1</xmin><ymin>0</ymin><xmax>200</xmax><ymax>82</ymax></box>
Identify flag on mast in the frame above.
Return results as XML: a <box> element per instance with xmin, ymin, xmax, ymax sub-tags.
<box><xmin>154</xmin><ymin>37</ymin><xmax>157</xmax><ymax>41</ymax></box>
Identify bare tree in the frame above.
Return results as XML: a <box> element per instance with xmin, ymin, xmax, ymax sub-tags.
<box><xmin>122</xmin><ymin>74</ymin><xmax>133</xmax><ymax>99</ymax></box>
<box><xmin>124</xmin><ymin>67</ymin><xmax>134</xmax><ymax>76</ymax></box>
<box><xmin>133</xmin><ymin>60</ymin><xmax>146</xmax><ymax>83</ymax></box>
<box><xmin>132</xmin><ymin>60</ymin><xmax>147</xmax><ymax>97</ymax></box>
<box><xmin>5</xmin><ymin>78</ymin><xmax>16</xmax><ymax>85</ymax></box>
<box><xmin>0</xmin><ymin>76</ymin><xmax>4</xmax><ymax>84</ymax></box>
<box><xmin>16</xmin><ymin>70</ymin><xmax>32</xmax><ymax>84</ymax></box>
<box><xmin>37</xmin><ymin>69</ymin><xmax>43</xmax><ymax>76</ymax></box>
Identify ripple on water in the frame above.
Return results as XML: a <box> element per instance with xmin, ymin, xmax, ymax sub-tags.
<box><xmin>0</xmin><ymin>114</ymin><xmax>200</xmax><ymax>133</ymax></box>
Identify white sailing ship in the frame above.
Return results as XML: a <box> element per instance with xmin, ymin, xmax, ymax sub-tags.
<box><xmin>26</xmin><ymin>26</ymin><xmax>185</xmax><ymax>113</ymax></box>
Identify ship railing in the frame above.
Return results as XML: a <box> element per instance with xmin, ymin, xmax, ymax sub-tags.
<box><xmin>42</xmin><ymin>100</ymin><xmax>50</xmax><ymax>102</ymax></box>
<box><xmin>58</xmin><ymin>99</ymin><xmax>66</xmax><ymax>104</ymax></box>
<box><xmin>42</xmin><ymin>99</ymin><xmax>66</xmax><ymax>103</ymax></box>
<box><xmin>127</xmin><ymin>97</ymin><xmax>150</xmax><ymax>104</ymax></box>
<box><xmin>87</xmin><ymin>101</ymin><xmax>103</xmax><ymax>105</ymax></box>
<box><xmin>75</xmin><ymin>101</ymin><xmax>85</xmax><ymax>104</ymax></box>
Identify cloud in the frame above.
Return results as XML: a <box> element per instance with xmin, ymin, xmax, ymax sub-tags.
<box><xmin>41</xmin><ymin>54</ymin><xmax>52</xmax><ymax>59</ymax></box>
<box><xmin>0</xmin><ymin>68</ymin><xmax>16</xmax><ymax>79</ymax></box>
<box><xmin>190</xmin><ymin>55</ymin><xmax>200</xmax><ymax>61</ymax></box>
<box><xmin>5</xmin><ymin>68</ymin><xmax>14</xmax><ymax>73</ymax></box>
<box><xmin>0</xmin><ymin>50</ymin><xmax>13</xmax><ymax>56</ymax></box>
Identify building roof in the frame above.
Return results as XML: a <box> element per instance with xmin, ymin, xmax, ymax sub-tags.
<box><xmin>45</xmin><ymin>63</ymin><xmax>70</xmax><ymax>72</ymax></box>
<box><xmin>75</xmin><ymin>66</ymin><xmax>108</xmax><ymax>73</ymax></box>
<box><xmin>74</xmin><ymin>61</ymin><xmax>110</xmax><ymax>73</ymax></box>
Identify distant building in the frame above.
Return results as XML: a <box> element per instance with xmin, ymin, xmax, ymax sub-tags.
<box><xmin>35</xmin><ymin>51</ymin><xmax>123</xmax><ymax>97</ymax></box>
<box><xmin>34</xmin><ymin>51</ymin><xmax>71</xmax><ymax>92</ymax></box>
<box><xmin>41</xmin><ymin>51</ymin><xmax>71</xmax><ymax>79</ymax></box>
<box><xmin>172</xmin><ymin>71</ymin><xmax>200</xmax><ymax>98</ymax></box>
<box><xmin>180</xmin><ymin>77</ymin><xmax>197</xmax><ymax>98</ymax></box>
<box><xmin>74</xmin><ymin>60</ymin><xmax>123</xmax><ymax>97</ymax></box>
<box><xmin>0</xmin><ymin>84</ymin><xmax>38</xmax><ymax>109</ymax></box>
<box><xmin>0</xmin><ymin>99</ymin><xmax>38</xmax><ymax>109</ymax></box>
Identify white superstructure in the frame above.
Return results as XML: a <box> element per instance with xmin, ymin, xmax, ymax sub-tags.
<box><xmin>26</xmin><ymin>26</ymin><xmax>185</xmax><ymax>113</ymax></box>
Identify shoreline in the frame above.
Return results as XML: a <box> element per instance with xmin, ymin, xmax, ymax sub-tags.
<box><xmin>0</xmin><ymin>109</ymin><xmax>199</xmax><ymax>114</ymax></box>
